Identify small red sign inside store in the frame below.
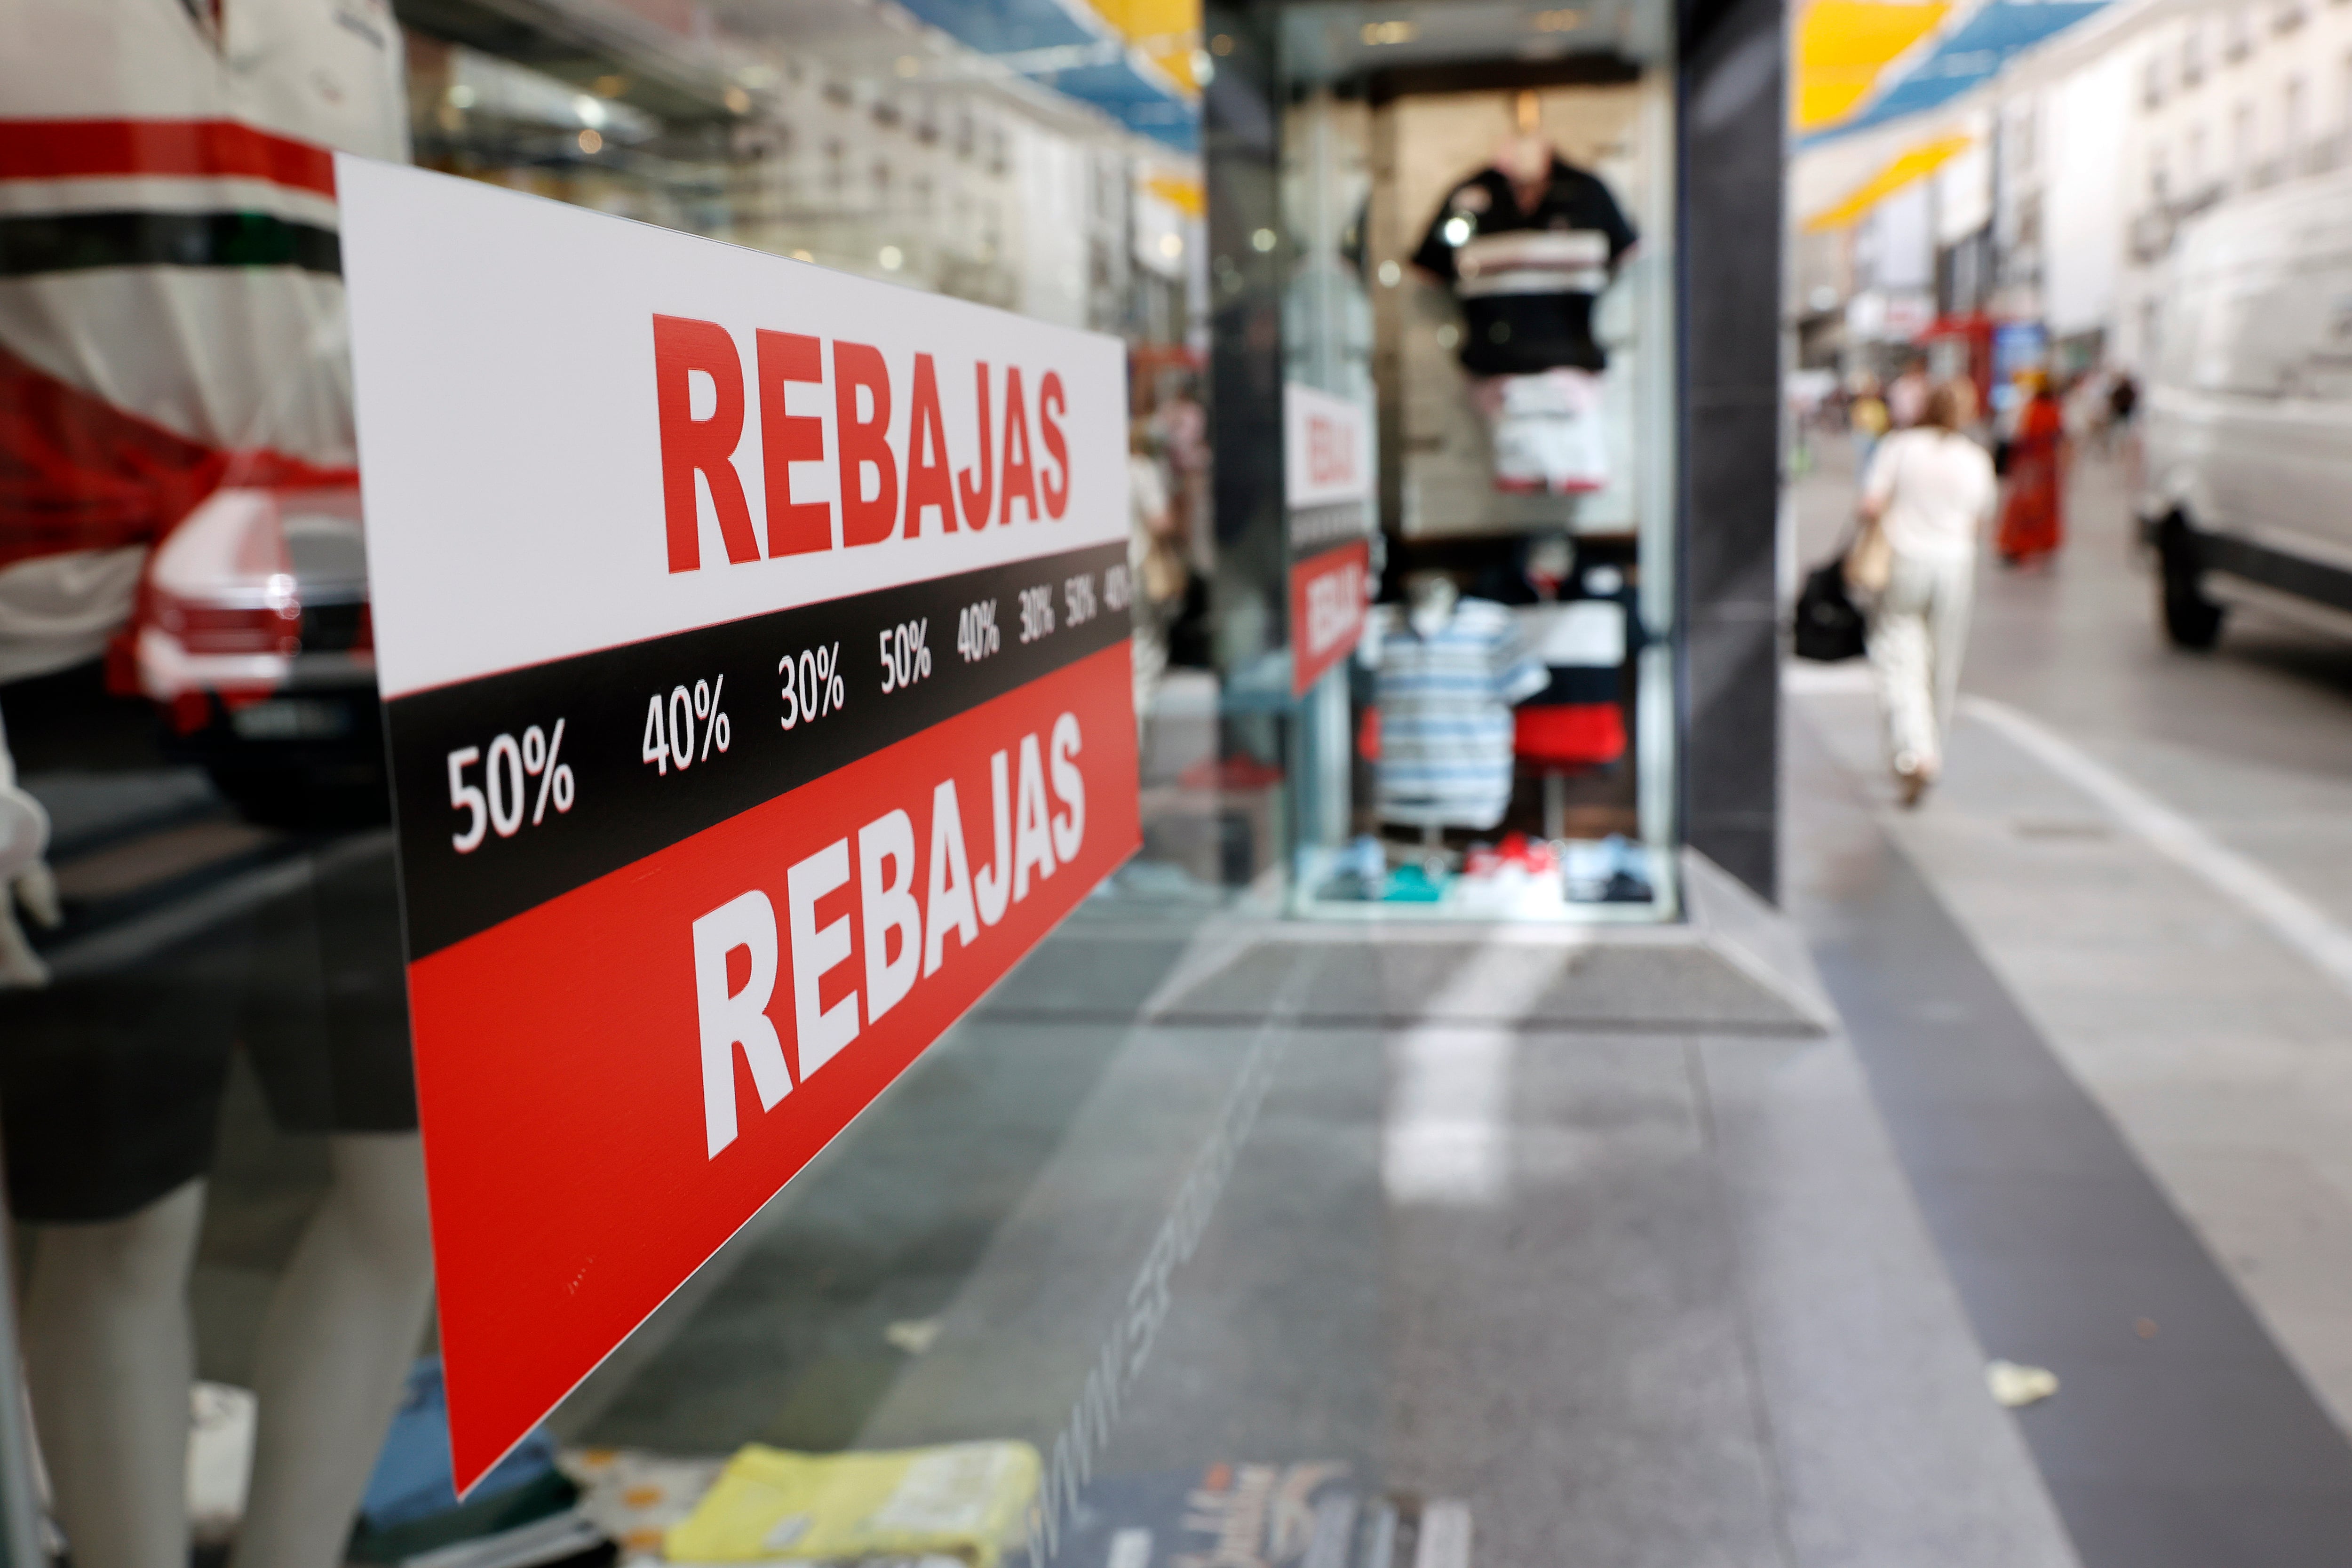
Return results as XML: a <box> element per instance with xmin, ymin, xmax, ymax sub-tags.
<box><xmin>1290</xmin><ymin>537</ymin><xmax>1371</xmax><ymax>697</ymax></box>
<box><xmin>339</xmin><ymin>159</ymin><xmax>1138</xmax><ymax>1489</ymax></box>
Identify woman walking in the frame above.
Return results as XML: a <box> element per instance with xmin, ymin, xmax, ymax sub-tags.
<box><xmin>1996</xmin><ymin>370</ymin><xmax>2067</xmax><ymax>564</ymax></box>
<box><xmin>1858</xmin><ymin>379</ymin><xmax>1998</xmax><ymax>806</ymax></box>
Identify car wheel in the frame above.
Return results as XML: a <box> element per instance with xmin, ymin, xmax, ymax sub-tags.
<box><xmin>2154</xmin><ymin>511</ymin><xmax>2225</xmax><ymax>651</ymax></box>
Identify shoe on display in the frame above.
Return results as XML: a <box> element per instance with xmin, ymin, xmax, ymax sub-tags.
<box><xmin>1381</xmin><ymin>863</ymin><xmax>1446</xmax><ymax>902</ymax></box>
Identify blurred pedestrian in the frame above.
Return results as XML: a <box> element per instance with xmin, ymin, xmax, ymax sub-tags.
<box><xmin>1147</xmin><ymin>373</ymin><xmax>1210</xmax><ymax>570</ymax></box>
<box><xmin>1857</xmin><ymin>379</ymin><xmax>1997</xmax><ymax>806</ymax></box>
<box><xmin>1128</xmin><ymin>420</ymin><xmax>1188</xmax><ymax>732</ymax></box>
<box><xmin>1996</xmin><ymin>370</ymin><xmax>2067</xmax><ymax>565</ymax></box>
<box><xmin>1887</xmin><ymin>355</ymin><xmax>1931</xmax><ymax>429</ymax></box>
<box><xmin>2107</xmin><ymin>366</ymin><xmax>2142</xmax><ymax>486</ymax></box>
<box><xmin>2107</xmin><ymin>369</ymin><xmax>2138</xmax><ymax>432</ymax></box>
<box><xmin>1849</xmin><ymin>374</ymin><xmax>1890</xmax><ymax>476</ymax></box>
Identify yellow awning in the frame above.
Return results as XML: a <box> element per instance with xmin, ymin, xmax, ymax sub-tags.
<box><xmin>1086</xmin><ymin>0</ymin><xmax>1202</xmax><ymax>93</ymax></box>
<box><xmin>1801</xmin><ymin>131</ymin><xmax>1973</xmax><ymax>231</ymax></box>
<box><xmin>1145</xmin><ymin>173</ymin><xmax>1204</xmax><ymax>217</ymax></box>
<box><xmin>1795</xmin><ymin>0</ymin><xmax>1951</xmax><ymax>132</ymax></box>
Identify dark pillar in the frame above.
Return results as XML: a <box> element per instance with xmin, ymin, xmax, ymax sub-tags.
<box><xmin>1202</xmin><ymin>4</ymin><xmax>1287</xmax><ymax>673</ymax></box>
<box><xmin>1677</xmin><ymin>0</ymin><xmax>1785</xmax><ymax>900</ymax></box>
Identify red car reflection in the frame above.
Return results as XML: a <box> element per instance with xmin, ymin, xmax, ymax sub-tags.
<box><xmin>131</xmin><ymin>485</ymin><xmax>385</xmax><ymax>823</ymax></box>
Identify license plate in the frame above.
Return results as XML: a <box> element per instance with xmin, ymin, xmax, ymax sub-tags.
<box><xmin>230</xmin><ymin>699</ymin><xmax>352</xmax><ymax>740</ymax></box>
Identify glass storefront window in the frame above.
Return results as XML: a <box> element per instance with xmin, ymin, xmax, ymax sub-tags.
<box><xmin>0</xmin><ymin>0</ymin><xmax>1740</xmax><ymax>1560</ymax></box>
<box><xmin>0</xmin><ymin>0</ymin><xmax>1213</xmax><ymax>1558</ymax></box>
<box><xmin>1268</xmin><ymin>9</ymin><xmax>1684</xmax><ymax>922</ymax></box>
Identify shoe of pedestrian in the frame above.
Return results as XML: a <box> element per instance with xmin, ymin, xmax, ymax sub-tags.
<box><xmin>1897</xmin><ymin>767</ymin><xmax>1930</xmax><ymax>808</ymax></box>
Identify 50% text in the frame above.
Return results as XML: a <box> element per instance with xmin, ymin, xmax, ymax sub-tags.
<box><xmin>643</xmin><ymin>677</ymin><xmax>731</xmax><ymax>776</ymax></box>
<box><xmin>448</xmin><ymin>720</ymin><xmax>573</xmax><ymax>853</ymax></box>
<box><xmin>878</xmin><ymin>619</ymin><xmax>932</xmax><ymax>694</ymax></box>
<box><xmin>779</xmin><ymin>642</ymin><xmax>847</xmax><ymax>730</ymax></box>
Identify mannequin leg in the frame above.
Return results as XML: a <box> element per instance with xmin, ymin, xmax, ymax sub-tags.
<box><xmin>232</xmin><ymin>1132</ymin><xmax>434</xmax><ymax>1568</ymax></box>
<box><xmin>21</xmin><ymin>1178</ymin><xmax>207</xmax><ymax>1568</ymax></box>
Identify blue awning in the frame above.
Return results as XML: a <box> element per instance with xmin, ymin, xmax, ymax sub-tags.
<box><xmin>894</xmin><ymin>0</ymin><xmax>1199</xmax><ymax>153</ymax></box>
<box><xmin>1803</xmin><ymin>0</ymin><xmax>2108</xmax><ymax>145</ymax></box>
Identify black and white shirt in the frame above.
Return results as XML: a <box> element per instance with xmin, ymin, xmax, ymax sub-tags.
<box><xmin>1411</xmin><ymin>158</ymin><xmax>1637</xmax><ymax>376</ymax></box>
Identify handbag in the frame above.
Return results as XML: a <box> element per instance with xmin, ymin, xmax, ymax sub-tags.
<box><xmin>1793</xmin><ymin>555</ymin><xmax>1868</xmax><ymax>662</ymax></box>
<box><xmin>1844</xmin><ymin>517</ymin><xmax>1892</xmax><ymax>594</ymax></box>
<box><xmin>1843</xmin><ymin>439</ymin><xmax>1899</xmax><ymax>594</ymax></box>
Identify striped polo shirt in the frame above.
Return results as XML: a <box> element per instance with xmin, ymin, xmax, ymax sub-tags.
<box><xmin>1375</xmin><ymin>596</ymin><xmax>1549</xmax><ymax>831</ymax></box>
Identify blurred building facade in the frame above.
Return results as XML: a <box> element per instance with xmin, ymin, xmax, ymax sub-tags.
<box><xmin>1795</xmin><ymin>0</ymin><xmax>2352</xmax><ymax>382</ymax></box>
<box><xmin>399</xmin><ymin>0</ymin><xmax>1208</xmax><ymax>340</ymax></box>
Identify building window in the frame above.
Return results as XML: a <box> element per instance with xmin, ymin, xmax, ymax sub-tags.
<box><xmin>2184</xmin><ymin>21</ymin><xmax>2206</xmax><ymax>82</ymax></box>
<box><xmin>2287</xmin><ymin>77</ymin><xmax>2309</xmax><ymax>163</ymax></box>
<box><xmin>2145</xmin><ymin>52</ymin><xmax>2169</xmax><ymax>107</ymax></box>
<box><xmin>2188</xmin><ymin>123</ymin><xmax>2209</xmax><ymax>186</ymax></box>
<box><xmin>2233</xmin><ymin>101</ymin><xmax>2257</xmax><ymax>178</ymax></box>
<box><xmin>2225</xmin><ymin>6</ymin><xmax>2252</xmax><ymax>59</ymax></box>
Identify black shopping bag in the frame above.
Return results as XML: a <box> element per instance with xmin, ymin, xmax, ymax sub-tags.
<box><xmin>1793</xmin><ymin>557</ymin><xmax>1868</xmax><ymax>662</ymax></box>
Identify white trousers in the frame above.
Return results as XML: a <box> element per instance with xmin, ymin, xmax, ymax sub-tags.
<box><xmin>1867</xmin><ymin>549</ymin><xmax>1974</xmax><ymax>779</ymax></box>
<box><xmin>1477</xmin><ymin>370</ymin><xmax>1608</xmax><ymax>494</ymax></box>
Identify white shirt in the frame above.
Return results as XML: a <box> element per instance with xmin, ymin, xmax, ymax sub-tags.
<box><xmin>1862</xmin><ymin>428</ymin><xmax>1996</xmax><ymax>565</ymax></box>
<box><xmin>0</xmin><ymin>0</ymin><xmax>407</xmax><ymax>678</ymax></box>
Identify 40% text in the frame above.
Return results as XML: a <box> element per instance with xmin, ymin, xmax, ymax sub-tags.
<box><xmin>644</xmin><ymin>677</ymin><xmax>731</xmax><ymax>775</ymax></box>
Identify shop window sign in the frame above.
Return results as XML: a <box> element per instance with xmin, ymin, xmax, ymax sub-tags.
<box><xmin>339</xmin><ymin>159</ymin><xmax>1140</xmax><ymax>1491</ymax></box>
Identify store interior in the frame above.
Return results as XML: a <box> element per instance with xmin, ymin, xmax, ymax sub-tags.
<box><xmin>0</xmin><ymin>0</ymin><xmax>1706</xmax><ymax>1562</ymax></box>
<box><xmin>1258</xmin><ymin>6</ymin><xmax>1684</xmax><ymax>922</ymax></box>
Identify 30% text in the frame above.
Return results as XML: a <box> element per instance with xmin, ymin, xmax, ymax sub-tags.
<box><xmin>448</xmin><ymin>720</ymin><xmax>573</xmax><ymax>853</ymax></box>
<box><xmin>643</xmin><ymin>677</ymin><xmax>731</xmax><ymax>775</ymax></box>
<box><xmin>779</xmin><ymin>642</ymin><xmax>847</xmax><ymax>730</ymax></box>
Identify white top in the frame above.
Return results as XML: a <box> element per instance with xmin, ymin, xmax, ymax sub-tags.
<box><xmin>1862</xmin><ymin>428</ymin><xmax>1997</xmax><ymax>565</ymax></box>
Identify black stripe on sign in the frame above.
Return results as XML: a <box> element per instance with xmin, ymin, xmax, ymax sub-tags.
<box><xmin>387</xmin><ymin>540</ymin><xmax>1130</xmax><ymax>959</ymax></box>
<box><xmin>0</xmin><ymin>212</ymin><xmax>340</xmax><ymax>277</ymax></box>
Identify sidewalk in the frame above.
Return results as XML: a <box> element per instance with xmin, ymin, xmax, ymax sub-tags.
<box><xmin>544</xmin><ymin>878</ymin><xmax>2078</xmax><ymax>1568</ymax></box>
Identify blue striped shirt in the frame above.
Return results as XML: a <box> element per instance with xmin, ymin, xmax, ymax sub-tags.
<box><xmin>1375</xmin><ymin>598</ymin><xmax>1549</xmax><ymax>830</ymax></box>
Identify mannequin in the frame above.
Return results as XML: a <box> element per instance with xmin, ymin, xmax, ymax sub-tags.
<box><xmin>13</xmin><ymin>945</ymin><xmax>436</xmax><ymax>1568</ymax></box>
<box><xmin>1411</xmin><ymin>95</ymin><xmax>1638</xmax><ymax>494</ymax></box>
<box><xmin>0</xmin><ymin>0</ymin><xmax>431</xmax><ymax>1559</ymax></box>
<box><xmin>1406</xmin><ymin>571</ymin><xmax>1460</xmax><ymax>638</ymax></box>
<box><xmin>1375</xmin><ymin>574</ymin><xmax>1549</xmax><ymax>838</ymax></box>
<box><xmin>24</xmin><ymin>1143</ymin><xmax>431</xmax><ymax>1568</ymax></box>
<box><xmin>1494</xmin><ymin>92</ymin><xmax>1554</xmax><ymax>215</ymax></box>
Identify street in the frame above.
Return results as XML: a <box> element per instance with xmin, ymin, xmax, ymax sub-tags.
<box><xmin>1790</xmin><ymin>432</ymin><xmax>2352</xmax><ymax>1558</ymax></box>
